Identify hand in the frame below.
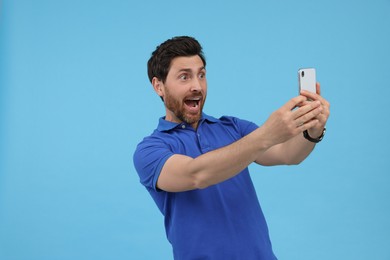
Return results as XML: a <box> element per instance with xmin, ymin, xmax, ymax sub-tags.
<box><xmin>300</xmin><ymin>82</ymin><xmax>330</xmax><ymax>138</ymax></box>
<box><xmin>261</xmin><ymin>94</ymin><xmax>323</xmax><ymax>146</ymax></box>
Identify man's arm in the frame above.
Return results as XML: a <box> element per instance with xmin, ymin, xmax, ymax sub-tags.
<box><xmin>157</xmin><ymin>128</ymin><xmax>271</xmax><ymax>192</ymax></box>
<box><xmin>256</xmin><ymin>83</ymin><xmax>330</xmax><ymax>166</ymax></box>
<box><xmin>157</xmin><ymin>93</ymin><xmax>328</xmax><ymax>192</ymax></box>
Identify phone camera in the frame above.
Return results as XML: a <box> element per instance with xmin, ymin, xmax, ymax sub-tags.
<box><xmin>301</xmin><ymin>71</ymin><xmax>305</xmax><ymax>77</ymax></box>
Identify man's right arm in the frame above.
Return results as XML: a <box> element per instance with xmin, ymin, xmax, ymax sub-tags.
<box><xmin>156</xmin><ymin>127</ymin><xmax>270</xmax><ymax>192</ymax></box>
<box><xmin>157</xmin><ymin>95</ymin><xmax>322</xmax><ymax>192</ymax></box>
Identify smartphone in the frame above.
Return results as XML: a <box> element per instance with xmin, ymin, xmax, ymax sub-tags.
<box><xmin>298</xmin><ymin>68</ymin><xmax>317</xmax><ymax>94</ymax></box>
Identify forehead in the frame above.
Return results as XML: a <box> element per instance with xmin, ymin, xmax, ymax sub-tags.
<box><xmin>169</xmin><ymin>55</ymin><xmax>205</xmax><ymax>72</ymax></box>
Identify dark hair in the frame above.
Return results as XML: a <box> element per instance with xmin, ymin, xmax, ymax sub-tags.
<box><xmin>147</xmin><ymin>36</ymin><xmax>206</xmax><ymax>83</ymax></box>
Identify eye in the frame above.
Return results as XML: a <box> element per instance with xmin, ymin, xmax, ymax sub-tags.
<box><xmin>199</xmin><ymin>72</ymin><xmax>206</xmax><ymax>79</ymax></box>
<box><xmin>179</xmin><ymin>74</ymin><xmax>188</xmax><ymax>81</ymax></box>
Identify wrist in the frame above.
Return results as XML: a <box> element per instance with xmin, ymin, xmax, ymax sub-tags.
<box><xmin>303</xmin><ymin>127</ymin><xmax>326</xmax><ymax>143</ymax></box>
<box><xmin>307</xmin><ymin>128</ymin><xmax>324</xmax><ymax>138</ymax></box>
<box><xmin>253</xmin><ymin>127</ymin><xmax>274</xmax><ymax>151</ymax></box>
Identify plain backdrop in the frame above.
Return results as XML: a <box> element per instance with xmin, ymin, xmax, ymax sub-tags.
<box><xmin>1</xmin><ymin>0</ymin><xmax>389</xmax><ymax>259</ymax></box>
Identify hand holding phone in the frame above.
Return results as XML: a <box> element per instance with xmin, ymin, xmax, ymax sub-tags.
<box><xmin>298</xmin><ymin>68</ymin><xmax>316</xmax><ymax>94</ymax></box>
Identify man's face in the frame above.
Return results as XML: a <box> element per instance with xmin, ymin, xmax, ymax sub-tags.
<box><xmin>156</xmin><ymin>55</ymin><xmax>207</xmax><ymax>129</ymax></box>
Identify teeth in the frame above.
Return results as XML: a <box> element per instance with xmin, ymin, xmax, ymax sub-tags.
<box><xmin>185</xmin><ymin>97</ymin><xmax>201</xmax><ymax>108</ymax></box>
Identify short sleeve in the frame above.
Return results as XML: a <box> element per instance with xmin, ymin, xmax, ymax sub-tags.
<box><xmin>133</xmin><ymin>136</ymin><xmax>174</xmax><ymax>191</ymax></box>
<box><xmin>220</xmin><ymin>116</ymin><xmax>259</xmax><ymax>137</ymax></box>
<box><xmin>236</xmin><ymin>118</ymin><xmax>258</xmax><ymax>136</ymax></box>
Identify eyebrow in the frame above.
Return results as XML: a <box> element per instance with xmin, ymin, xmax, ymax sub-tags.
<box><xmin>177</xmin><ymin>67</ymin><xmax>206</xmax><ymax>73</ymax></box>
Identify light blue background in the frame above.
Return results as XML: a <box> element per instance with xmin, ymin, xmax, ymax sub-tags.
<box><xmin>1</xmin><ymin>0</ymin><xmax>389</xmax><ymax>259</ymax></box>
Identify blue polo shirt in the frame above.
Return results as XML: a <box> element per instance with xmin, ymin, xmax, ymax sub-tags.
<box><xmin>133</xmin><ymin>113</ymin><xmax>277</xmax><ymax>260</ymax></box>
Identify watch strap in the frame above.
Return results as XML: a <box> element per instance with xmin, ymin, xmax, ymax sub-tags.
<box><xmin>303</xmin><ymin>127</ymin><xmax>326</xmax><ymax>143</ymax></box>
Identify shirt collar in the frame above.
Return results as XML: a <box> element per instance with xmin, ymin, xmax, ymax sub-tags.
<box><xmin>157</xmin><ymin>112</ymin><xmax>218</xmax><ymax>132</ymax></box>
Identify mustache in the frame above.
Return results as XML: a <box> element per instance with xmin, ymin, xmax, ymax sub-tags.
<box><xmin>184</xmin><ymin>93</ymin><xmax>204</xmax><ymax>100</ymax></box>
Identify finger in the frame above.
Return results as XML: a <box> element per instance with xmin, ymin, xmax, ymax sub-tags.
<box><xmin>315</xmin><ymin>114</ymin><xmax>327</xmax><ymax>126</ymax></box>
<box><xmin>300</xmin><ymin>90</ymin><xmax>320</xmax><ymax>101</ymax></box>
<box><xmin>285</xmin><ymin>95</ymin><xmax>307</xmax><ymax>111</ymax></box>
<box><xmin>292</xmin><ymin>100</ymin><xmax>321</xmax><ymax>119</ymax></box>
<box><xmin>301</xmin><ymin>90</ymin><xmax>330</xmax><ymax>111</ymax></box>
<box><xmin>312</xmin><ymin>106</ymin><xmax>330</xmax><ymax>128</ymax></box>
<box><xmin>295</xmin><ymin>112</ymin><xmax>321</xmax><ymax>128</ymax></box>
<box><xmin>316</xmin><ymin>82</ymin><xmax>321</xmax><ymax>95</ymax></box>
<box><xmin>294</xmin><ymin>105</ymin><xmax>324</xmax><ymax>128</ymax></box>
<box><xmin>296</xmin><ymin>100</ymin><xmax>311</xmax><ymax>107</ymax></box>
<box><xmin>319</xmin><ymin>109</ymin><xmax>330</xmax><ymax>125</ymax></box>
<box><xmin>297</xmin><ymin>118</ymin><xmax>319</xmax><ymax>131</ymax></box>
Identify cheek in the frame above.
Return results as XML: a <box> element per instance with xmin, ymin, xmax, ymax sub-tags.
<box><xmin>164</xmin><ymin>86</ymin><xmax>182</xmax><ymax>102</ymax></box>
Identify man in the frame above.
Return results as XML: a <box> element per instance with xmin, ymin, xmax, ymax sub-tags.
<box><xmin>133</xmin><ymin>36</ymin><xmax>330</xmax><ymax>259</ymax></box>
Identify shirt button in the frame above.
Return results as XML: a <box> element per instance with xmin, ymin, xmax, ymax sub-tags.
<box><xmin>181</xmin><ymin>125</ymin><xmax>186</xmax><ymax>129</ymax></box>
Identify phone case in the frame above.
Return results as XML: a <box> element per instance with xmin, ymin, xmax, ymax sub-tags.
<box><xmin>298</xmin><ymin>68</ymin><xmax>316</xmax><ymax>94</ymax></box>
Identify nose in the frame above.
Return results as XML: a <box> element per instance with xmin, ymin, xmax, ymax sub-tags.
<box><xmin>190</xmin><ymin>78</ymin><xmax>202</xmax><ymax>92</ymax></box>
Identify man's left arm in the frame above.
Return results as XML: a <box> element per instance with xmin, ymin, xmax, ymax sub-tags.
<box><xmin>256</xmin><ymin>83</ymin><xmax>330</xmax><ymax>166</ymax></box>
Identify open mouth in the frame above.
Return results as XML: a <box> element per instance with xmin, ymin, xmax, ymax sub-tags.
<box><xmin>184</xmin><ymin>97</ymin><xmax>201</xmax><ymax>108</ymax></box>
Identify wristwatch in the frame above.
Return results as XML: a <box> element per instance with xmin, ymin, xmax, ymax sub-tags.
<box><xmin>303</xmin><ymin>127</ymin><xmax>326</xmax><ymax>143</ymax></box>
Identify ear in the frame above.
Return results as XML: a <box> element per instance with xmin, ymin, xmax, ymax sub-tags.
<box><xmin>152</xmin><ymin>77</ymin><xmax>164</xmax><ymax>98</ymax></box>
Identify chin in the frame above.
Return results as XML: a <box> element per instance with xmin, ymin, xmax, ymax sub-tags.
<box><xmin>184</xmin><ymin>113</ymin><xmax>202</xmax><ymax>125</ymax></box>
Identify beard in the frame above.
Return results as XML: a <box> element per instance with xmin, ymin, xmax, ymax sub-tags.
<box><xmin>164</xmin><ymin>87</ymin><xmax>205</xmax><ymax>125</ymax></box>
